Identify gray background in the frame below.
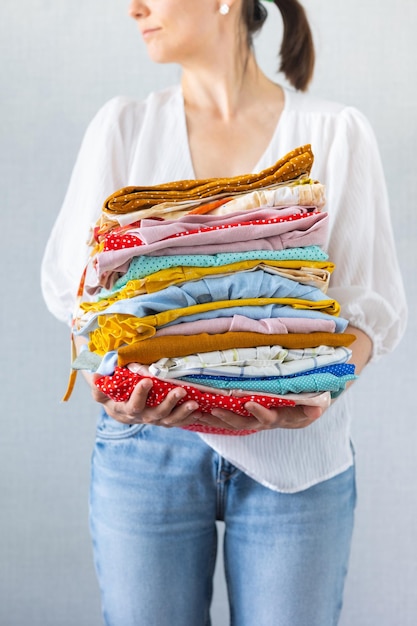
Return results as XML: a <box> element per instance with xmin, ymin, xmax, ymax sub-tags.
<box><xmin>1</xmin><ymin>0</ymin><xmax>416</xmax><ymax>624</ymax></box>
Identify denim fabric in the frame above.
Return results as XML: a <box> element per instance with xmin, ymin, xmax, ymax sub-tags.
<box><xmin>90</xmin><ymin>410</ymin><xmax>356</xmax><ymax>626</ymax></box>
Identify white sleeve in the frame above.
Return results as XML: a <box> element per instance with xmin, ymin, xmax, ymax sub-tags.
<box><xmin>41</xmin><ymin>97</ymin><xmax>134</xmax><ymax>324</ymax></box>
<box><xmin>322</xmin><ymin>107</ymin><xmax>407</xmax><ymax>361</ymax></box>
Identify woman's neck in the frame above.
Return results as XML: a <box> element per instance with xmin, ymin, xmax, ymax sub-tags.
<box><xmin>181</xmin><ymin>51</ymin><xmax>268</xmax><ymax>122</ymax></box>
<box><xmin>179</xmin><ymin>51</ymin><xmax>285</xmax><ymax>179</ymax></box>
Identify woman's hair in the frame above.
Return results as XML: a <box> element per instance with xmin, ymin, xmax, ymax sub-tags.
<box><xmin>241</xmin><ymin>0</ymin><xmax>315</xmax><ymax>91</ymax></box>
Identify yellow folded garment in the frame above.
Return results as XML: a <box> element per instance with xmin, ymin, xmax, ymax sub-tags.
<box><xmin>117</xmin><ymin>331</ymin><xmax>357</xmax><ymax>366</ymax></box>
<box><xmin>102</xmin><ymin>145</ymin><xmax>313</xmax><ymax>216</ymax></box>
<box><xmin>88</xmin><ymin>296</ymin><xmax>341</xmax><ymax>355</ymax></box>
<box><xmin>133</xmin><ymin>261</ymin><xmax>334</xmax><ymax>294</ymax></box>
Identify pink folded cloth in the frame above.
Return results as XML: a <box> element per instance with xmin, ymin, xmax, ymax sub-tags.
<box><xmin>129</xmin><ymin>206</ymin><xmax>317</xmax><ymax>246</ymax></box>
<box><xmin>95</xmin><ymin>211</ymin><xmax>328</xmax><ymax>275</ymax></box>
<box><xmin>154</xmin><ymin>315</ymin><xmax>336</xmax><ymax>336</ymax></box>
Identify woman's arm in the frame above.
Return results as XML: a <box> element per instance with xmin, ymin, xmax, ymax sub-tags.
<box><xmin>344</xmin><ymin>325</ymin><xmax>372</xmax><ymax>378</ymax></box>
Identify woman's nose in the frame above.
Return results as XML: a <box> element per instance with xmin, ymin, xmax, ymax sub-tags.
<box><xmin>128</xmin><ymin>0</ymin><xmax>149</xmax><ymax>20</ymax></box>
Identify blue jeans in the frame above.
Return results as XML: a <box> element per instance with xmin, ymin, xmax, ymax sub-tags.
<box><xmin>90</xmin><ymin>411</ymin><xmax>356</xmax><ymax>626</ymax></box>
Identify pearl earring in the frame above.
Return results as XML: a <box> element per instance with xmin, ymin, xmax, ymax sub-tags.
<box><xmin>219</xmin><ymin>3</ymin><xmax>230</xmax><ymax>15</ymax></box>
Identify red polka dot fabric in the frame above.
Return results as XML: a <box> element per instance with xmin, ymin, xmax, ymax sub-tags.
<box><xmin>104</xmin><ymin>233</ymin><xmax>142</xmax><ymax>251</ymax></box>
<box><xmin>95</xmin><ymin>367</ymin><xmax>295</xmax><ymax>435</ymax></box>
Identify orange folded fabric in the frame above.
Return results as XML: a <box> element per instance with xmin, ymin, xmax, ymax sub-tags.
<box><xmin>117</xmin><ymin>331</ymin><xmax>357</xmax><ymax>366</ymax></box>
<box><xmin>102</xmin><ymin>144</ymin><xmax>314</xmax><ymax>216</ymax></box>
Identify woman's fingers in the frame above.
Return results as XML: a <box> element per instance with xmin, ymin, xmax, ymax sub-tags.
<box><xmin>243</xmin><ymin>402</ymin><xmax>323</xmax><ymax>429</ymax></box>
<box><xmin>92</xmin><ymin>376</ymin><xmax>202</xmax><ymax>427</ymax></box>
<box><xmin>210</xmin><ymin>403</ymin><xmax>323</xmax><ymax>430</ymax></box>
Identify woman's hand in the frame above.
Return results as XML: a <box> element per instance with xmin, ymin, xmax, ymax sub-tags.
<box><xmin>91</xmin><ymin>374</ymin><xmax>203</xmax><ymax>428</ymax></box>
<box><xmin>197</xmin><ymin>402</ymin><xmax>323</xmax><ymax>432</ymax></box>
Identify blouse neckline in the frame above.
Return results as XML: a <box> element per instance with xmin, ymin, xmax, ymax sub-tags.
<box><xmin>176</xmin><ymin>84</ymin><xmax>289</xmax><ymax>179</ymax></box>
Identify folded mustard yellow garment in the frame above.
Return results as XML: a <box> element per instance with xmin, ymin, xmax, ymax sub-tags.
<box><xmin>96</xmin><ymin>180</ymin><xmax>322</xmax><ymax>236</ymax></box>
<box><xmin>102</xmin><ymin>144</ymin><xmax>313</xmax><ymax>216</ymax></box>
<box><xmin>117</xmin><ymin>331</ymin><xmax>357</xmax><ymax>366</ymax></box>
<box><xmin>132</xmin><ymin>260</ymin><xmax>334</xmax><ymax>295</ymax></box>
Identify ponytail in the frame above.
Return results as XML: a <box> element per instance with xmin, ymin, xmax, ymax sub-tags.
<box><xmin>274</xmin><ymin>0</ymin><xmax>315</xmax><ymax>91</ymax></box>
<box><xmin>242</xmin><ymin>0</ymin><xmax>315</xmax><ymax>91</ymax></box>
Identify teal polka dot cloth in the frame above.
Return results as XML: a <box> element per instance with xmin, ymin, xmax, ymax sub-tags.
<box><xmin>111</xmin><ymin>246</ymin><xmax>328</xmax><ymax>290</ymax></box>
<box><xmin>179</xmin><ymin>373</ymin><xmax>357</xmax><ymax>396</ymax></box>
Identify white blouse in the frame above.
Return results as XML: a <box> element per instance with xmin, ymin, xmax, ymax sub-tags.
<box><xmin>41</xmin><ymin>84</ymin><xmax>407</xmax><ymax>493</ymax></box>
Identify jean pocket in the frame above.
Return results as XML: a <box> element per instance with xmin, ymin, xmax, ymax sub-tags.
<box><xmin>95</xmin><ymin>409</ymin><xmax>146</xmax><ymax>440</ymax></box>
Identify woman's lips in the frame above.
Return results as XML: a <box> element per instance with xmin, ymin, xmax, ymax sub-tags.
<box><xmin>142</xmin><ymin>27</ymin><xmax>161</xmax><ymax>38</ymax></box>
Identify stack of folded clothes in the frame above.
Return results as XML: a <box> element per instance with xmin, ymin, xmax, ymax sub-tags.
<box><xmin>69</xmin><ymin>144</ymin><xmax>357</xmax><ymax>435</ymax></box>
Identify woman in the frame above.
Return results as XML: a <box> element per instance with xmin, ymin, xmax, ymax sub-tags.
<box><xmin>41</xmin><ymin>1</ymin><xmax>407</xmax><ymax>624</ymax></box>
